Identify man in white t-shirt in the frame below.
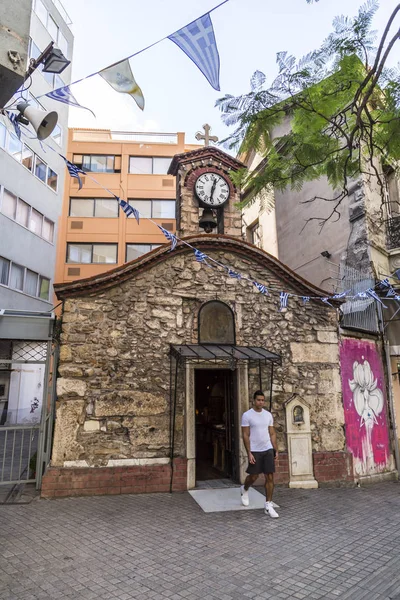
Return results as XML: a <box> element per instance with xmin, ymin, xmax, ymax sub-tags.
<box><xmin>240</xmin><ymin>390</ymin><xmax>279</xmax><ymax>518</ymax></box>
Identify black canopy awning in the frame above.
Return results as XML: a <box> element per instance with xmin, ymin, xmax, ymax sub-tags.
<box><xmin>170</xmin><ymin>344</ymin><xmax>281</xmax><ymax>364</ymax></box>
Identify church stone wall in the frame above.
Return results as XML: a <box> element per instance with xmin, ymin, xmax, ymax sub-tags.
<box><xmin>43</xmin><ymin>247</ymin><xmax>347</xmax><ymax>497</ymax></box>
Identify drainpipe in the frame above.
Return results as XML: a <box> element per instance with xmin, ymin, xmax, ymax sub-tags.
<box><xmin>383</xmin><ymin>338</ymin><xmax>400</xmax><ymax>474</ymax></box>
<box><xmin>379</xmin><ymin>299</ymin><xmax>400</xmax><ymax>474</ymax></box>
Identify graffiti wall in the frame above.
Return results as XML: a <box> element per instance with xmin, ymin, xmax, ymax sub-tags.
<box><xmin>340</xmin><ymin>338</ymin><xmax>393</xmax><ymax>477</ymax></box>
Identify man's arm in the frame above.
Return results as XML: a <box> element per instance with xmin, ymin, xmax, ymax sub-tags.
<box><xmin>269</xmin><ymin>425</ymin><xmax>278</xmax><ymax>459</ymax></box>
<box><xmin>242</xmin><ymin>426</ymin><xmax>255</xmax><ymax>464</ymax></box>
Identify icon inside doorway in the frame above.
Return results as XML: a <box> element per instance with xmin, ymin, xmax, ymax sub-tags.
<box><xmin>195</xmin><ymin>369</ymin><xmax>238</xmax><ymax>483</ymax></box>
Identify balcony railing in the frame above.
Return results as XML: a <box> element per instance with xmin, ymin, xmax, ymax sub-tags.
<box><xmin>386</xmin><ymin>216</ymin><xmax>400</xmax><ymax>249</ymax></box>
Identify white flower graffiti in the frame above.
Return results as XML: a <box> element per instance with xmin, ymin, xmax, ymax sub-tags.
<box><xmin>349</xmin><ymin>360</ymin><xmax>384</xmax><ymax>429</ymax></box>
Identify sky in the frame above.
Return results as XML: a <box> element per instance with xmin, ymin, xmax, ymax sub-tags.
<box><xmin>61</xmin><ymin>0</ymin><xmax>398</xmax><ymax>146</ymax></box>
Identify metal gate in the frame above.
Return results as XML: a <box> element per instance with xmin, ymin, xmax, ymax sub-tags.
<box><xmin>0</xmin><ymin>339</ymin><xmax>57</xmax><ymax>490</ymax></box>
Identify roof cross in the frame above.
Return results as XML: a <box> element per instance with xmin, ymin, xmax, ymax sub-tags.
<box><xmin>195</xmin><ymin>123</ymin><xmax>218</xmax><ymax>147</ymax></box>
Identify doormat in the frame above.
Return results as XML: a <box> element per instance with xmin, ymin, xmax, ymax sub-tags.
<box><xmin>188</xmin><ymin>487</ymin><xmax>279</xmax><ymax>513</ymax></box>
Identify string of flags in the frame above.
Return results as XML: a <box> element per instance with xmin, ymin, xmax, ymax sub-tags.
<box><xmin>4</xmin><ymin>110</ymin><xmax>400</xmax><ymax>314</ymax></box>
<box><xmin>27</xmin><ymin>0</ymin><xmax>229</xmax><ymax>115</ymax></box>
<box><xmin>59</xmin><ymin>151</ymin><xmax>400</xmax><ymax>312</ymax></box>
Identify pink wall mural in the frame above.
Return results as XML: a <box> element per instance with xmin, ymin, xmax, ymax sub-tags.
<box><xmin>340</xmin><ymin>338</ymin><xmax>392</xmax><ymax>477</ymax></box>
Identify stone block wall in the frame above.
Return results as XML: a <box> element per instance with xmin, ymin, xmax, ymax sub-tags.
<box><xmin>47</xmin><ymin>241</ymin><xmax>348</xmax><ymax>496</ymax></box>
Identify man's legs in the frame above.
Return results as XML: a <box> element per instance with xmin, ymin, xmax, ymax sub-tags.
<box><xmin>240</xmin><ymin>473</ymin><xmax>258</xmax><ymax>506</ymax></box>
<box><xmin>264</xmin><ymin>473</ymin><xmax>274</xmax><ymax>502</ymax></box>
<box><xmin>264</xmin><ymin>473</ymin><xmax>278</xmax><ymax>518</ymax></box>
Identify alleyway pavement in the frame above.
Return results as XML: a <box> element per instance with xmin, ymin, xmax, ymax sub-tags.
<box><xmin>1</xmin><ymin>482</ymin><xmax>400</xmax><ymax>600</ymax></box>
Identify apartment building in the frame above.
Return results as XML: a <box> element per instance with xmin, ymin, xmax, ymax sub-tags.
<box><xmin>55</xmin><ymin>129</ymin><xmax>200</xmax><ymax>284</ymax></box>
<box><xmin>0</xmin><ymin>0</ymin><xmax>73</xmax><ymax>311</ymax></box>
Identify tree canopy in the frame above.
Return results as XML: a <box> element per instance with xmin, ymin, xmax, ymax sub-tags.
<box><xmin>216</xmin><ymin>1</ymin><xmax>400</xmax><ymax>223</ymax></box>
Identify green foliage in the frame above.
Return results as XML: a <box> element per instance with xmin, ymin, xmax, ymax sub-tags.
<box><xmin>217</xmin><ymin>1</ymin><xmax>400</xmax><ymax>213</ymax></box>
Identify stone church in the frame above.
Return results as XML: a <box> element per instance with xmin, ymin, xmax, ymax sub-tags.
<box><xmin>42</xmin><ymin>145</ymin><xmax>364</xmax><ymax>498</ymax></box>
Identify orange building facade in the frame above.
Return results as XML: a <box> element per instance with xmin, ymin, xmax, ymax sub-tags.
<box><xmin>55</xmin><ymin>128</ymin><xmax>199</xmax><ymax>284</ymax></box>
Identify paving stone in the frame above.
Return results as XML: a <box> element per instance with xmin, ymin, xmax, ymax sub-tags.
<box><xmin>1</xmin><ymin>483</ymin><xmax>400</xmax><ymax>599</ymax></box>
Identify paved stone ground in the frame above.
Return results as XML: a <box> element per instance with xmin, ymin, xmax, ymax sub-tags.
<box><xmin>2</xmin><ymin>482</ymin><xmax>400</xmax><ymax>600</ymax></box>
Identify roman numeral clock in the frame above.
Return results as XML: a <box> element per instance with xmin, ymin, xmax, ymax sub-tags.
<box><xmin>168</xmin><ymin>124</ymin><xmax>246</xmax><ymax>238</ymax></box>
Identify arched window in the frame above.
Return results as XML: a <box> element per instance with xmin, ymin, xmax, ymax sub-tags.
<box><xmin>198</xmin><ymin>301</ymin><xmax>235</xmax><ymax>344</ymax></box>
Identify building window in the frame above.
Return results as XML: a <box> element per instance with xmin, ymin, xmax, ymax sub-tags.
<box><xmin>0</xmin><ymin>257</ymin><xmax>10</xmax><ymax>285</ymax></box>
<box><xmin>0</xmin><ymin>187</ymin><xmax>54</xmax><ymax>243</ymax></box>
<box><xmin>8</xmin><ymin>133</ymin><xmax>23</xmax><ymax>161</ymax></box>
<box><xmin>248</xmin><ymin>221</ymin><xmax>261</xmax><ymax>248</ymax></box>
<box><xmin>47</xmin><ymin>167</ymin><xmax>58</xmax><ymax>191</ymax></box>
<box><xmin>39</xmin><ymin>276</ymin><xmax>50</xmax><ymax>300</ymax></box>
<box><xmin>9</xmin><ymin>263</ymin><xmax>24</xmax><ymax>291</ymax></box>
<box><xmin>35</xmin><ymin>156</ymin><xmax>47</xmax><ymax>182</ymax></box>
<box><xmin>0</xmin><ymin>122</ymin><xmax>6</xmax><ymax>148</ymax></box>
<box><xmin>34</xmin><ymin>0</ymin><xmax>47</xmax><ymax>26</ymax></box>
<box><xmin>67</xmin><ymin>243</ymin><xmax>118</xmax><ymax>264</ymax></box>
<box><xmin>128</xmin><ymin>199</ymin><xmax>175</xmax><ymax>219</ymax></box>
<box><xmin>0</xmin><ymin>255</ymin><xmax>51</xmax><ymax>300</ymax></box>
<box><xmin>50</xmin><ymin>124</ymin><xmax>62</xmax><ymax>146</ymax></box>
<box><xmin>81</xmin><ymin>155</ymin><xmax>116</xmax><ymax>173</ymax></box>
<box><xmin>2</xmin><ymin>190</ymin><xmax>17</xmax><ymax>220</ymax></box>
<box><xmin>126</xmin><ymin>244</ymin><xmax>160</xmax><ymax>262</ymax></box>
<box><xmin>69</xmin><ymin>197</ymin><xmax>119</xmax><ymax>218</ymax></box>
<box><xmin>21</xmin><ymin>146</ymin><xmax>34</xmax><ymax>172</ymax></box>
<box><xmin>47</xmin><ymin>15</ymin><xmax>59</xmax><ymax>41</ymax></box>
<box><xmin>129</xmin><ymin>156</ymin><xmax>172</xmax><ymax>175</ymax></box>
<box><xmin>16</xmin><ymin>199</ymin><xmax>30</xmax><ymax>228</ymax></box>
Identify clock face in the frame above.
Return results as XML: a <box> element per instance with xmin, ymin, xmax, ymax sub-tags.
<box><xmin>195</xmin><ymin>173</ymin><xmax>230</xmax><ymax>207</ymax></box>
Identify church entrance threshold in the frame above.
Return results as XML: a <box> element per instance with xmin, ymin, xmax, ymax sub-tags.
<box><xmin>194</xmin><ymin>369</ymin><xmax>237</xmax><ymax>484</ymax></box>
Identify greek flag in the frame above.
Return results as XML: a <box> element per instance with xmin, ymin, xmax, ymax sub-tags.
<box><xmin>7</xmin><ymin>112</ymin><xmax>21</xmax><ymax>139</ymax></box>
<box><xmin>168</xmin><ymin>13</ymin><xmax>221</xmax><ymax>91</ymax></box>
<box><xmin>61</xmin><ymin>156</ymin><xmax>86</xmax><ymax>190</ymax></box>
<box><xmin>302</xmin><ymin>296</ymin><xmax>310</xmax><ymax>305</ymax></box>
<box><xmin>321</xmin><ymin>297</ymin><xmax>333</xmax><ymax>307</ymax></box>
<box><xmin>366</xmin><ymin>289</ymin><xmax>387</xmax><ymax>308</ymax></box>
<box><xmin>194</xmin><ymin>249</ymin><xmax>208</xmax><ymax>263</ymax></box>
<box><xmin>279</xmin><ymin>292</ymin><xmax>289</xmax><ymax>311</ymax></box>
<box><xmin>227</xmin><ymin>268</ymin><xmax>241</xmax><ymax>279</ymax></box>
<box><xmin>158</xmin><ymin>225</ymin><xmax>178</xmax><ymax>251</ymax></box>
<box><xmin>253</xmin><ymin>281</ymin><xmax>269</xmax><ymax>295</ymax></box>
<box><xmin>44</xmin><ymin>85</ymin><xmax>96</xmax><ymax>117</ymax></box>
<box><xmin>332</xmin><ymin>290</ymin><xmax>349</xmax><ymax>299</ymax></box>
<box><xmin>118</xmin><ymin>198</ymin><xmax>139</xmax><ymax>224</ymax></box>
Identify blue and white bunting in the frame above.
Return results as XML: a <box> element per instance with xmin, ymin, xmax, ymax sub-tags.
<box><xmin>7</xmin><ymin>112</ymin><xmax>21</xmax><ymax>139</ymax></box>
<box><xmin>194</xmin><ymin>249</ymin><xmax>208</xmax><ymax>263</ymax></box>
<box><xmin>61</xmin><ymin>155</ymin><xmax>86</xmax><ymax>190</ymax></box>
<box><xmin>366</xmin><ymin>289</ymin><xmax>387</xmax><ymax>308</ymax></box>
<box><xmin>321</xmin><ymin>297</ymin><xmax>334</xmax><ymax>307</ymax></box>
<box><xmin>253</xmin><ymin>281</ymin><xmax>269</xmax><ymax>295</ymax></box>
<box><xmin>332</xmin><ymin>291</ymin><xmax>349</xmax><ymax>299</ymax></box>
<box><xmin>302</xmin><ymin>296</ymin><xmax>310</xmax><ymax>305</ymax></box>
<box><xmin>227</xmin><ymin>268</ymin><xmax>241</xmax><ymax>279</ymax></box>
<box><xmin>280</xmin><ymin>292</ymin><xmax>289</xmax><ymax>311</ymax></box>
<box><xmin>168</xmin><ymin>13</ymin><xmax>221</xmax><ymax>91</ymax></box>
<box><xmin>44</xmin><ymin>86</ymin><xmax>96</xmax><ymax>117</ymax></box>
<box><xmin>118</xmin><ymin>198</ymin><xmax>140</xmax><ymax>223</ymax></box>
<box><xmin>158</xmin><ymin>225</ymin><xmax>178</xmax><ymax>251</ymax></box>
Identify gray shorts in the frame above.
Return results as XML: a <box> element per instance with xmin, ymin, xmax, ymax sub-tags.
<box><xmin>246</xmin><ymin>449</ymin><xmax>275</xmax><ymax>475</ymax></box>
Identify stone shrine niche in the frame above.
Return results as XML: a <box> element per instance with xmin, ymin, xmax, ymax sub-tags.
<box><xmin>198</xmin><ymin>301</ymin><xmax>235</xmax><ymax>344</ymax></box>
<box><xmin>284</xmin><ymin>396</ymin><xmax>318</xmax><ymax>489</ymax></box>
<box><xmin>168</xmin><ymin>145</ymin><xmax>245</xmax><ymax>239</ymax></box>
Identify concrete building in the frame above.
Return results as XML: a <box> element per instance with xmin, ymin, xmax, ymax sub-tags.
<box><xmin>55</xmin><ymin>129</ymin><xmax>200</xmax><ymax>285</ymax></box>
<box><xmin>241</xmin><ymin>134</ymin><xmax>400</xmax><ymax>468</ymax></box>
<box><xmin>0</xmin><ymin>0</ymin><xmax>73</xmax><ymax>433</ymax></box>
<box><xmin>0</xmin><ymin>0</ymin><xmax>73</xmax><ymax>312</ymax></box>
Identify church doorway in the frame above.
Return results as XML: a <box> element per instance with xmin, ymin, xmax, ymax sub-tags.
<box><xmin>194</xmin><ymin>369</ymin><xmax>238</xmax><ymax>483</ymax></box>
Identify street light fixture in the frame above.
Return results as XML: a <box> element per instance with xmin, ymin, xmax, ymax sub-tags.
<box><xmin>41</xmin><ymin>47</ymin><xmax>70</xmax><ymax>74</ymax></box>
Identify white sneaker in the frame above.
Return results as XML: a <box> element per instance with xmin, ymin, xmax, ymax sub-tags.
<box><xmin>240</xmin><ymin>485</ymin><xmax>249</xmax><ymax>506</ymax></box>
<box><xmin>265</xmin><ymin>501</ymin><xmax>279</xmax><ymax>518</ymax></box>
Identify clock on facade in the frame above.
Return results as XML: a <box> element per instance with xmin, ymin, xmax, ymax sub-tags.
<box><xmin>194</xmin><ymin>172</ymin><xmax>230</xmax><ymax>207</ymax></box>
